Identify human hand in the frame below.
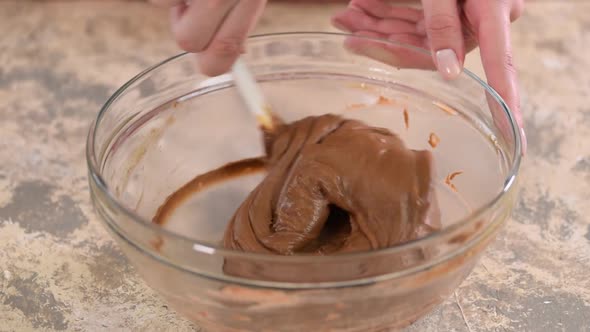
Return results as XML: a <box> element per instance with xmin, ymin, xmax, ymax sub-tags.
<box><xmin>150</xmin><ymin>0</ymin><xmax>266</xmax><ymax>76</ymax></box>
<box><xmin>333</xmin><ymin>0</ymin><xmax>526</xmax><ymax>153</ymax></box>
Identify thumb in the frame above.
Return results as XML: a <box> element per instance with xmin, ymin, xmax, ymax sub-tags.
<box><xmin>422</xmin><ymin>0</ymin><xmax>465</xmax><ymax>80</ymax></box>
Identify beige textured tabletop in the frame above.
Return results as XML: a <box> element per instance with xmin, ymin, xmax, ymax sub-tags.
<box><xmin>0</xmin><ymin>1</ymin><xmax>589</xmax><ymax>331</ymax></box>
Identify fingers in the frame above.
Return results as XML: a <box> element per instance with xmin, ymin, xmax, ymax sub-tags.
<box><xmin>343</xmin><ymin>30</ymin><xmax>434</xmax><ymax>70</ymax></box>
<box><xmin>332</xmin><ymin>5</ymin><xmax>420</xmax><ymax>35</ymax></box>
<box><xmin>197</xmin><ymin>0</ymin><xmax>266</xmax><ymax>76</ymax></box>
<box><xmin>162</xmin><ymin>0</ymin><xmax>266</xmax><ymax>76</ymax></box>
<box><xmin>170</xmin><ymin>0</ymin><xmax>239</xmax><ymax>52</ymax></box>
<box><xmin>348</xmin><ymin>0</ymin><xmax>424</xmax><ymax>22</ymax></box>
<box><xmin>335</xmin><ymin>0</ymin><xmax>524</xmax><ymax>154</ymax></box>
<box><xmin>332</xmin><ymin>0</ymin><xmax>423</xmax><ymax>33</ymax></box>
<box><xmin>332</xmin><ymin>1</ymin><xmax>433</xmax><ymax>70</ymax></box>
<box><xmin>421</xmin><ymin>0</ymin><xmax>464</xmax><ymax>80</ymax></box>
<box><xmin>476</xmin><ymin>2</ymin><xmax>526</xmax><ymax>153</ymax></box>
<box><xmin>149</xmin><ymin>0</ymin><xmax>185</xmax><ymax>7</ymax></box>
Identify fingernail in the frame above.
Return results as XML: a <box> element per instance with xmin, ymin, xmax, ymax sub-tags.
<box><xmin>520</xmin><ymin>127</ymin><xmax>527</xmax><ymax>155</ymax></box>
<box><xmin>435</xmin><ymin>49</ymin><xmax>462</xmax><ymax>80</ymax></box>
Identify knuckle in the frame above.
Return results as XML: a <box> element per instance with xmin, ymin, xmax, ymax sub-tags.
<box><xmin>503</xmin><ymin>52</ymin><xmax>517</xmax><ymax>74</ymax></box>
<box><xmin>427</xmin><ymin>14</ymin><xmax>461</xmax><ymax>37</ymax></box>
<box><xmin>208</xmin><ymin>37</ymin><xmax>243</xmax><ymax>57</ymax></box>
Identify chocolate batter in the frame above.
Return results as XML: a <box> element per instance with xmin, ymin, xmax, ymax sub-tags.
<box><xmin>223</xmin><ymin>114</ymin><xmax>439</xmax><ymax>255</ymax></box>
<box><xmin>154</xmin><ymin>114</ymin><xmax>440</xmax><ymax>258</ymax></box>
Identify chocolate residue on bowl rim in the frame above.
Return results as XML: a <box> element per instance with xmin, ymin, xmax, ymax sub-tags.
<box><xmin>444</xmin><ymin>171</ymin><xmax>463</xmax><ymax>192</ymax></box>
<box><xmin>403</xmin><ymin>108</ymin><xmax>409</xmax><ymax>129</ymax></box>
<box><xmin>428</xmin><ymin>132</ymin><xmax>440</xmax><ymax>148</ymax></box>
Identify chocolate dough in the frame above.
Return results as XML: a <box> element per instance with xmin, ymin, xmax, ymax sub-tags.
<box><xmin>223</xmin><ymin>114</ymin><xmax>439</xmax><ymax>255</ymax></box>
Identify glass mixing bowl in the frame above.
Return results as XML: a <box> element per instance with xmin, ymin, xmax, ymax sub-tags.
<box><xmin>87</xmin><ymin>33</ymin><xmax>521</xmax><ymax>331</ymax></box>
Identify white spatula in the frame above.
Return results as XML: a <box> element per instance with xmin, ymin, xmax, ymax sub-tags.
<box><xmin>231</xmin><ymin>58</ymin><xmax>275</xmax><ymax>131</ymax></box>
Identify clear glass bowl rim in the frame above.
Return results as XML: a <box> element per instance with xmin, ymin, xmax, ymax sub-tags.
<box><xmin>86</xmin><ymin>32</ymin><xmax>522</xmax><ymax>266</ymax></box>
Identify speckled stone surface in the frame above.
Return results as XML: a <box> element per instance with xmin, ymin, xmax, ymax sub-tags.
<box><xmin>0</xmin><ymin>1</ymin><xmax>588</xmax><ymax>331</ymax></box>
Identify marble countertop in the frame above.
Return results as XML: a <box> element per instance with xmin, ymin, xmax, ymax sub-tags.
<box><xmin>0</xmin><ymin>1</ymin><xmax>588</xmax><ymax>331</ymax></box>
